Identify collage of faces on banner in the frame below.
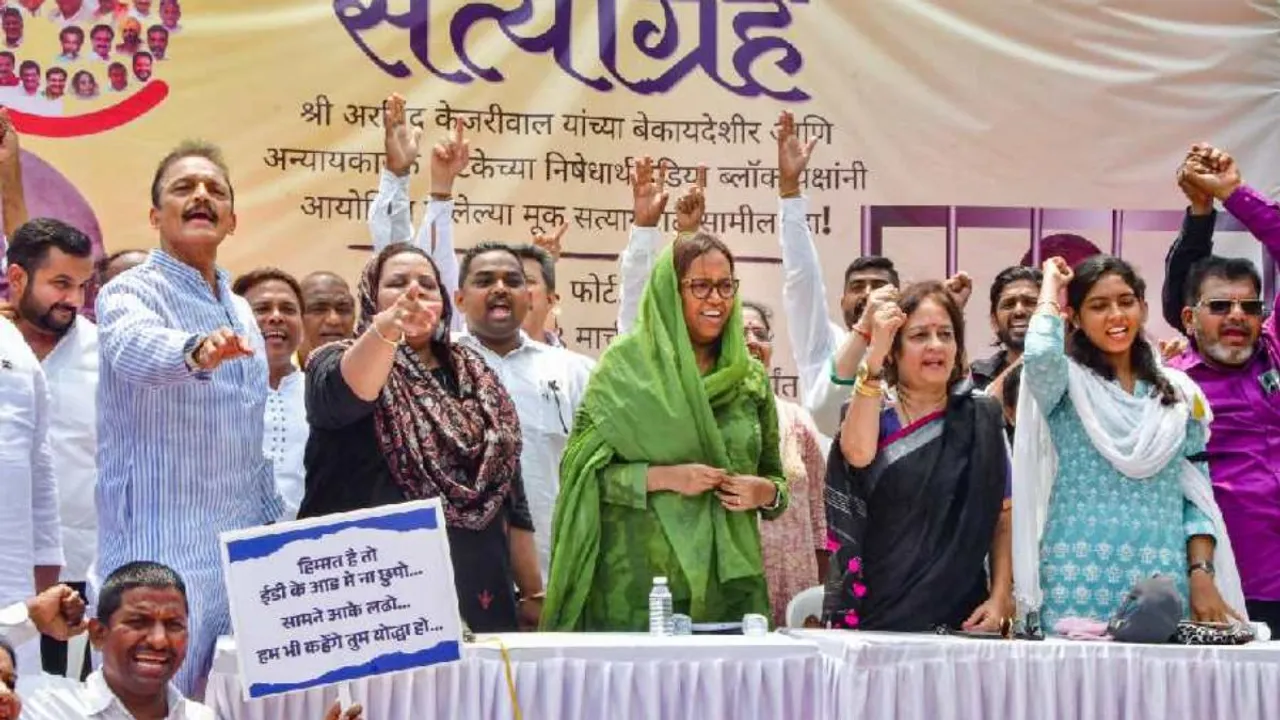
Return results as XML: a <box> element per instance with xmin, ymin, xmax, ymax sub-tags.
<box><xmin>0</xmin><ymin>0</ymin><xmax>179</xmax><ymax>112</ymax></box>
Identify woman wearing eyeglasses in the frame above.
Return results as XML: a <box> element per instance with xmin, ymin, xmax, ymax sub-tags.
<box><xmin>541</xmin><ymin>232</ymin><xmax>788</xmax><ymax>631</ymax></box>
<box><xmin>1013</xmin><ymin>255</ymin><xmax>1246</xmax><ymax>634</ymax></box>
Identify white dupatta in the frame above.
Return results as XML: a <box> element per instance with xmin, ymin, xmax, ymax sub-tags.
<box><xmin>1011</xmin><ymin>358</ymin><xmax>1247</xmax><ymax>621</ymax></box>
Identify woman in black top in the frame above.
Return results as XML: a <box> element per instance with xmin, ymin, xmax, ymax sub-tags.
<box><xmin>300</xmin><ymin>243</ymin><xmax>538</xmax><ymax>632</ymax></box>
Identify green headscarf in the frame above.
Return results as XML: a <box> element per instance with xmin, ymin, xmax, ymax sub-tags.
<box><xmin>542</xmin><ymin>243</ymin><xmax>771</xmax><ymax>629</ymax></box>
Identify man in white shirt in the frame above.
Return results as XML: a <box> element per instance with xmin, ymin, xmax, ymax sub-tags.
<box><xmin>21</xmin><ymin>562</ymin><xmax>362</xmax><ymax>720</ymax></box>
<box><xmin>454</xmin><ymin>244</ymin><xmax>594</xmax><ymax>584</ymax></box>
<box><xmin>47</xmin><ymin>0</ymin><xmax>91</xmax><ymax>24</ymax></box>
<box><xmin>232</xmin><ymin>268</ymin><xmax>308</xmax><ymax>520</ymax></box>
<box><xmin>0</xmin><ymin>314</ymin><xmax>62</xmax><ymax>674</ymax></box>
<box><xmin>4</xmin><ymin>217</ymin><xmax>97</xmax><ymax>678</ymax></box>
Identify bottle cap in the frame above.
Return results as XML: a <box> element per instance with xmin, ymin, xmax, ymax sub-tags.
<box><xmin>654</xmin><ymin>576</ymin><xmax>668</xmax><ymax>585</ymax></box>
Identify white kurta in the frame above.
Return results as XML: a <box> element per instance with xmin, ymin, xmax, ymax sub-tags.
<box><xmin>457</xmin><ymin>333</ymin><xmax>594</xmax><ymax>578</ymax></box>
<box><xmin>42</xmin><ymin>316</ymin><xmax>99</xmax><ymax>583</ymax></box>
<box><xmin>263</xmin><ymin>369</ymin><xmax>308</xmax><ymax>521</ymax></box>
<box><xmin>0</xmin><ymin>316</ymin><xmax>63</xmax><ymax>671</ymax></box>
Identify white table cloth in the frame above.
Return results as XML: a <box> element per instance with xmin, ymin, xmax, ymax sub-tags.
<box><xmin>787</xmin><ymin>629</ymin><xmax>1280</xmax><ymax>720</ymax></box>
<box><xmin>206</xmin><ymin>633</ymin><xmax>824</xmax><ymax>720</ymax></box>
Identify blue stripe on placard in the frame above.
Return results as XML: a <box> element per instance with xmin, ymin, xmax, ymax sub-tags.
<box><xmin>246</xmin><ymin>641</ymin><xmax>463</xmax><ymax>698</ymax></box>
<box><xmin>225</xmin><ymin>507</ymin><xmax>439</xmax><ymax>563</ymax></box>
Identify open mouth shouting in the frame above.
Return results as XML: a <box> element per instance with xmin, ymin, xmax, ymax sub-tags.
<box><xmin>130</xmin><ymin>647</ymin><xmax>175</xmax><ymax>680</ymax></box>
<box><xmin>262</xmin><ymin>326</ymin><xmax>291</xmax><ymax>349</ymax></box>
<box><xmin>182</xmin><ymin>203</ymin><xmax>217</xmax><ymax>227</ymax></box>
<box><xmin>484</xmin><ymin>292</ymin><xmax>520</xmax><ymax>329</ymax></box>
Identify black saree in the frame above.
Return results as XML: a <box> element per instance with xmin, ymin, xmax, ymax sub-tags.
<box><xmin>822</xmin><ymin>384</ymin><xmax>1008</xmax><ymax>631</ymax></box>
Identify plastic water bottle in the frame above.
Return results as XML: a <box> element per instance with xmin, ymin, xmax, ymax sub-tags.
<box><xmin>648</xmin><ymin>577</ymin><xmax>673</xmax><ymax>636</ymax></box>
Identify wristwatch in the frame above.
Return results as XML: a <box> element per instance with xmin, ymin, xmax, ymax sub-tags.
<box><xmin>1188</xmin><ymin>560</ymin><xmax>1216</xmax><ymax>578</ymax></box>
<box><xmin>183</xmin><ymin>334</ymin><xmax>205</xmax><ymax>372</ymax></box>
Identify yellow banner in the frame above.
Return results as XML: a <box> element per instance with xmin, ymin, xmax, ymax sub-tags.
<box><xmin>8</xmin><ymin>0</ymin><xmax>1280</xmax><ymax>394</ymax></box>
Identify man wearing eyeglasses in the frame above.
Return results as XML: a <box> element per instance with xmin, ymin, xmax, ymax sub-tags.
<box><xmin>1162</xmin><ymin>143</ymin><xmax>1280</xmax><ymax>631</ymax></box>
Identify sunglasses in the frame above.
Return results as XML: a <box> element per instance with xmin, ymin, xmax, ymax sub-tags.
<box><xmin>681</xmin><ymin>278</ymin><xmax>739</xmax><ymax>300</ymax></box>
<box><xmin>1197</xmin><ymin>298</ymin><xmax>1266</xmax><ymax>317</ymax></box>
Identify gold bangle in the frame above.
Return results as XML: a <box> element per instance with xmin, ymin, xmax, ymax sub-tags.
<box><xmin>1036</xmin><ymin>300</ymin><xmax>1061</xmax><ymax>314</ymax></box>
<box><xmin>853</xmin><ymin>379</ymin><xmax>883</xmax><ymax>398</ymax></box>
<box><xmin>370</xmin><ymin>322</ymin><xmax>403</xmax><ymax>347</ymax></box>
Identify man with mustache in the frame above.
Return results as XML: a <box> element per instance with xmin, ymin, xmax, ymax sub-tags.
<box><xmin>21</xmin><ymin>562</ymin><xmax>363</xmax><ymax>720</ymax></box>
<box><xmin>115</xmin><ymin>17</ymin><xmax>141</xmax><ymax>55</ymax></box>
<box><xmin>146</xmin><ymin>24</ymin><xmax>167</xmax><ymax>60</ymax></box>
<box><xmin>94</xmin><ymin>141</ymin><xmax>283</xmax><ymax>699</ymax></box>
<box><xmin>5</xmin><ymin>218</ymin><xmax>98</xmax><ymax>679</ymax></box>
<box><xmin>131</xmin><ymin>50</ymin><xmax>151</xmax><ymax>82</ymax></box>
<box><xmin>971</xmin><ymin>265</ymin><xmax>1041</xmax><ymax>390</ymax></box>
<box><xmin>42</xmin><ymin>67</ymin><xmax>65</xmax><ymax>101</ymax></box>
<box><xmin>295</xmin><ymin>271</ymin><xmax>354</xmax><ymax>367</ymax></box>
<box><xmin>88</xmin><ymin>24</ymin><xmax>112</xmax><ymax>62</ymax></box>
<box><xmin>1162</xmin><ymin>144</ymin><xmax>1280</xmax><ymax>632</ymax></box>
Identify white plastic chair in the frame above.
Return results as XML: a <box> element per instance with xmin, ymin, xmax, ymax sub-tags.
<box><xmin>785</xmin><ymin>585</ymin><xmax>824</xmax><ymax>628</ymax></box>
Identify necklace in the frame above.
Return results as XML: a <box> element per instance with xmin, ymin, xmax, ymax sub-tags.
<box><xmin>896</xmin><ymin>388</ymin><xmax>946</xmax><ymax>426</ymax></box>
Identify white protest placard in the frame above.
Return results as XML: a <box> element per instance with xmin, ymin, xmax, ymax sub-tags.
<box><xmin>219</xmin><ymin>499</ymin><xmax>463</xmax><ymax>700</ymax></box>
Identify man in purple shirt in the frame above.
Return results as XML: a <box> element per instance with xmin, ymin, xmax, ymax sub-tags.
<box><xmin>1164</xmin><ymin>145</ymin><xmax>1280</xmax><ymax>629</ymax></box>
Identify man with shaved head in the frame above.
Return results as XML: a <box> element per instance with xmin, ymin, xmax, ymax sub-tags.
<box><xmin>295</xmin><ymin>270</ymin><xmax>354</xmax><ymax>367</ymax></box>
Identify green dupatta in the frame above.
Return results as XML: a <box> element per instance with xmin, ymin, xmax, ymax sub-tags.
<box><xmin>541</xmin><ymin>244</ymin><xmax>780</xmax><ymax>630</ymax></box>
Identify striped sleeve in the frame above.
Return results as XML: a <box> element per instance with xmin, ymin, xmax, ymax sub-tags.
<box><xmin>97</xmin><ymin>280</ymin><xmax>206</xmax><ymax>386</ymax></box>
